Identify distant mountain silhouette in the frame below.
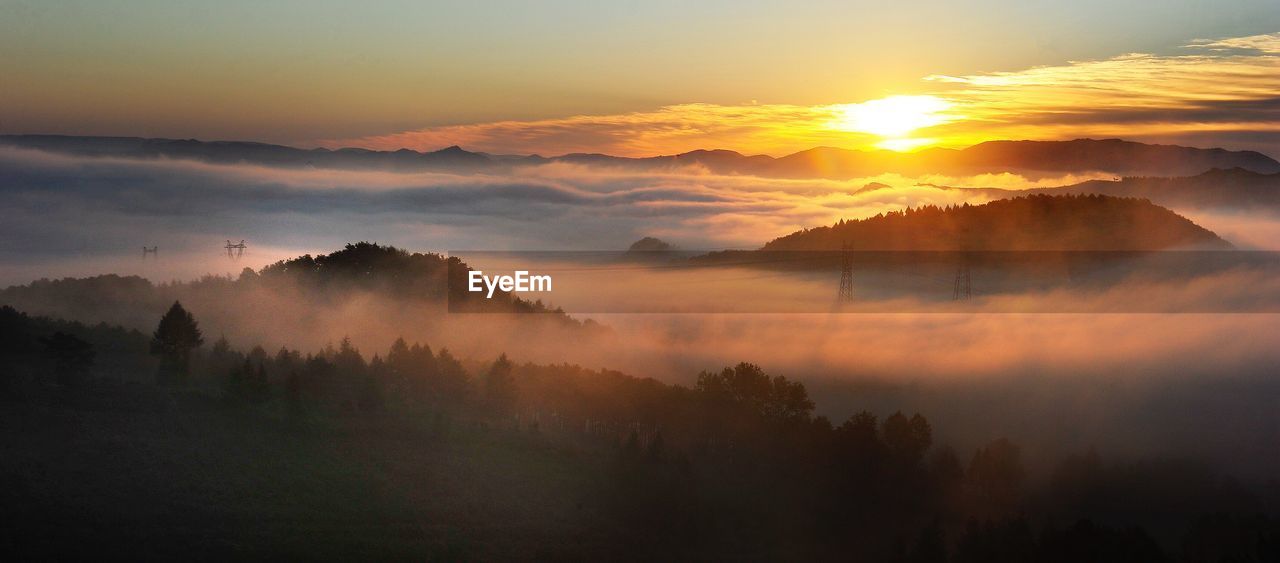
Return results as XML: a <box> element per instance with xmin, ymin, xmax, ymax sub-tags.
<box><xmin>905</xmin><ymin>168</ymin><xmax>1280</xmax><ymax>212</ymax></box>
<box><xmin>523</xmin><ymin>140</ymin><xmax>1280</xmax><ymax>178</ymax></box>
<box><xmin>1031</xmin><ymin>167</ymin><xmax>1280</xmax><ymax>209</ymax></box>
<box><xmin>3</xmin><ymin>135</ymin><xmax>1275</xmax><ymax>178</ymax></box>
<box><xmin>0</xmin><ymin>135</ymin><xmax>492</xmax><ymax>172</ymax></box>
<box><xmin>939</xmin><ymin>139</ymin><xmax>1280</xmax><ymax>177</ymax></box>
<box><xmin>755</xmin><ymin>140</ymin><xmax>1280</xmax><ymax>178</ymax></box>
<box><xmin>853</xmin><ymin>182</ymin><xmax>893</xmax><ymax>195</ymax></box>
<box><xmin>762</xmin><ymin>194</ymin><xmax>1229</xmax><ymax>251</ymax></box>
<box><xmin>627</xmin><ymin>237</ymin><xmax>675</xmax><ymax>252</ymax></box>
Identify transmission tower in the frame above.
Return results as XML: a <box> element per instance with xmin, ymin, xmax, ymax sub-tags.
<box><xmin>224</xmin><ymin>239</ymin><xmax>247</xmax><ymax>260</ymax></box>
<box><xmin>837</xmin><ymin>243</ymin><xmax>854</xmax><ymax>303</ymax></box>
<box><xmin>142</xmin><ymin>246</ymin><xmax>158</xmax><ymax>259</ymax></box>
<box><xmin>953</xmin><ymin>261</ymin><xmax>971</xmax><ymax>300</ymax></box>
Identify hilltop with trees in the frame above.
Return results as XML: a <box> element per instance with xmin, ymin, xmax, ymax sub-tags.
<box><xmin>763</xmin><ymin>194</ymin><xmax>1228</xmax><ymax>251</ymax></box>
<box><xmin>627</xmin><ymin>236</ymin><xmax>676</xmax><ymax>252</ymax></box>
<box><xmin>0</xmin><ymin>242</ymin><xmax>594</xmax><ymax>337</ymax></box>
<box><xmin>150</xmin><ymin>301</ymin><xmax>203</xmax><ymax>385</ymax></box>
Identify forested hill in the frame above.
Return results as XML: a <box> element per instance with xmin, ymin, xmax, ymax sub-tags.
<box><xmin>7</xmin><ymin>302</ymin><xmax>1272</xmax><ymax>560</ymax></box>
<box><xmin>763</xmin><ymin>194</ymin><xmax>1229</xmax><ymax>251</ymax></box>
<box><xmin>0</xmin><ymin>243</ymin><xmax>587</xmax><ymax>334</ymax></box>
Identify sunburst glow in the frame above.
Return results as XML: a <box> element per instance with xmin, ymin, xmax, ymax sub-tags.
<box><xmin>321</xmin><ymin>32</ymin><xmax>1280</xmax><ymax>158</ymax></box>
<box><xmin>831</xmin><ymin>95</ymin><xmax>954</xmax><ymax>138</ymax></box>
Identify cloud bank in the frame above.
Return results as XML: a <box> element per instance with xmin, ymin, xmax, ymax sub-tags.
<box><xmin>5</xmin><ymin>145</ymin><xmax>1278</xmax><ymax>287</ymax></box>
<box><xmin>0</xmin><ymin>146</ymin><xmax>1116</xmax><ymax>285</ymax></box>
<box><xmin>325</xmin><ymin>32</ymin><xmax>1280</xmax><ymax>158</ymax></box>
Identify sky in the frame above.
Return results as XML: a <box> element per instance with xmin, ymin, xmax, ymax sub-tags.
<box><xmin>2</xmin><ymin>1</ymin><xmax>1279</xmax><ymax>156</ymax></box>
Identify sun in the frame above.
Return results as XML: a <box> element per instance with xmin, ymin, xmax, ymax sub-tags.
<box><xmin>830</xmin><ymin>95</ymin><xmax>953</xmax><ymax>149</ymax></box>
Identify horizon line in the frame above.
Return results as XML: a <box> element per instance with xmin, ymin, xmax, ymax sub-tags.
<box><xmin>3</xmin><ymin>132</ymin><xmax>1278</xmax><ymax>161</ymax></box>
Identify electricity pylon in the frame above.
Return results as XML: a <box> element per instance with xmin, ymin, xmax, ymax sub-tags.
<box><xmin>953</xmin><ymin>261</ymin><xmax>971</xmax><ymax>300</ymax></box>
<box><xmin>837</xmin><ymin>243</ymin><xmax>854</xmax><ymax>303</ymax></box>
<box><xmin>224</xmin><ymin>239</ymin><xmax>247</xmax><ymax>260</ymax></box>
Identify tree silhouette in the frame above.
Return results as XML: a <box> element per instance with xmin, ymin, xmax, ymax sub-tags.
<box><xmin>908</xmin><ymin>519</ymin><xmax>948</xmax><ymax>563</ymax></box>
<box><xmin>485</xmin><ymin>353</ymin><xmax>516</xmax><ymax>418</ymax></box>
<box><xmin>284</xmin><ymin>369</ymin><xmax>304</xmax><ymax>417</ymax></box>
<box><xmin>330</xmin><ymin>337</ymin><xmax>366</xmax><ymax>410</ymax></box>
<box><xmin>202</xmin><ymin>335</ymin><xmax>240</xmax><ymax>380</ymax></box>
<box><xmin>40</xmin><ymin>332</ymin><xmax>94</xmax><ymax>387</ymax></box>
<box><xmin>224</xmin><ymin>358</ymin><xmax>269</xmax><ymax>404</ymax></box>
<box><xmin>149</xmin><ymin>301</ymin><xmax>203</xmax><ymax>385</ymax></box>
<box><xmin>647</xmin><ymin>431</ymin><xmax>666</xmax><ymax>462</ymax></box>
<box><xmin>883</xmin><ymin>411</ymin><xmax>933</xmax><ymax>465</ymax></box>
<box><xmin>968</xmin><ymin>438</ymin><xmax>1025</xmax><ymax>516</ymax></box>
<box><xmin>954</xmin><ymin>517</ymin><xmax>1036</xmax><ymax>563</ymax></box>
<box><xmin>435</xmin><ymin>347</ymin><xmax>469</xmax><ymax>404</ymax></box>
<box><xmin>695</xmin><ymin>362</ymin><xmax>815</xmax><ymax>421</ymax></box>
<box><xmin>358</xmin><ymin>356</ymin><xmax>384</xmax><ymax>413</ymax></box>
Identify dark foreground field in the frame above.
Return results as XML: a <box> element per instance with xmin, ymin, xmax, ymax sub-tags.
<box><xmin>0</xmin><ymin>402</ymin><xmax>609</xmax><ymax>560</ymax></box>
<box><xmin>3</xmin><ymin>290</ymin><xmax>1278</xmax><ymax>561</ymax></box>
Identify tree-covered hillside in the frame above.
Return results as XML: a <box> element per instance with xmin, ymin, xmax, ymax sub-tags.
<box><xmin>2</xmin><ymin>302</ymin><xmax>1276</xmax><ymax>560</ymax></box>
<box><xmin>0</xmin><ymin>242</ymin><xmax>589</xmax><ymax>335</ymax></box>
<box><xmin>763</xmin><ymin>195</ymin><xmax>1228</xmax><ymax>251</ymax></box>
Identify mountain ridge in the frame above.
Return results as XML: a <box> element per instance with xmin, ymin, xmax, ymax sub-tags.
<box><xmin>3</xmin><ymin>134</ymin><xmax>1276</xmax><ymax>178</ymax></box>
<box><xmin>906</xmin><ymin>167</ymin><xmax>1280</xmax><ymax>212</ymax></box>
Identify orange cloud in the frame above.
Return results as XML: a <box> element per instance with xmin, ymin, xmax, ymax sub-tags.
<box><xmin>322</xmin><ymin>32</ymin><xmax>1280</xmax><ymax>158</ymax></box>
<box><xmin>927</xmin><ymin>33</ymin><xmax>1280</xmax><ymax>146</ymax></box>
<box><xmin>321</xmin><ymin>103</ymin><xmax>879</xmax><ymax>157</ymax></box>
